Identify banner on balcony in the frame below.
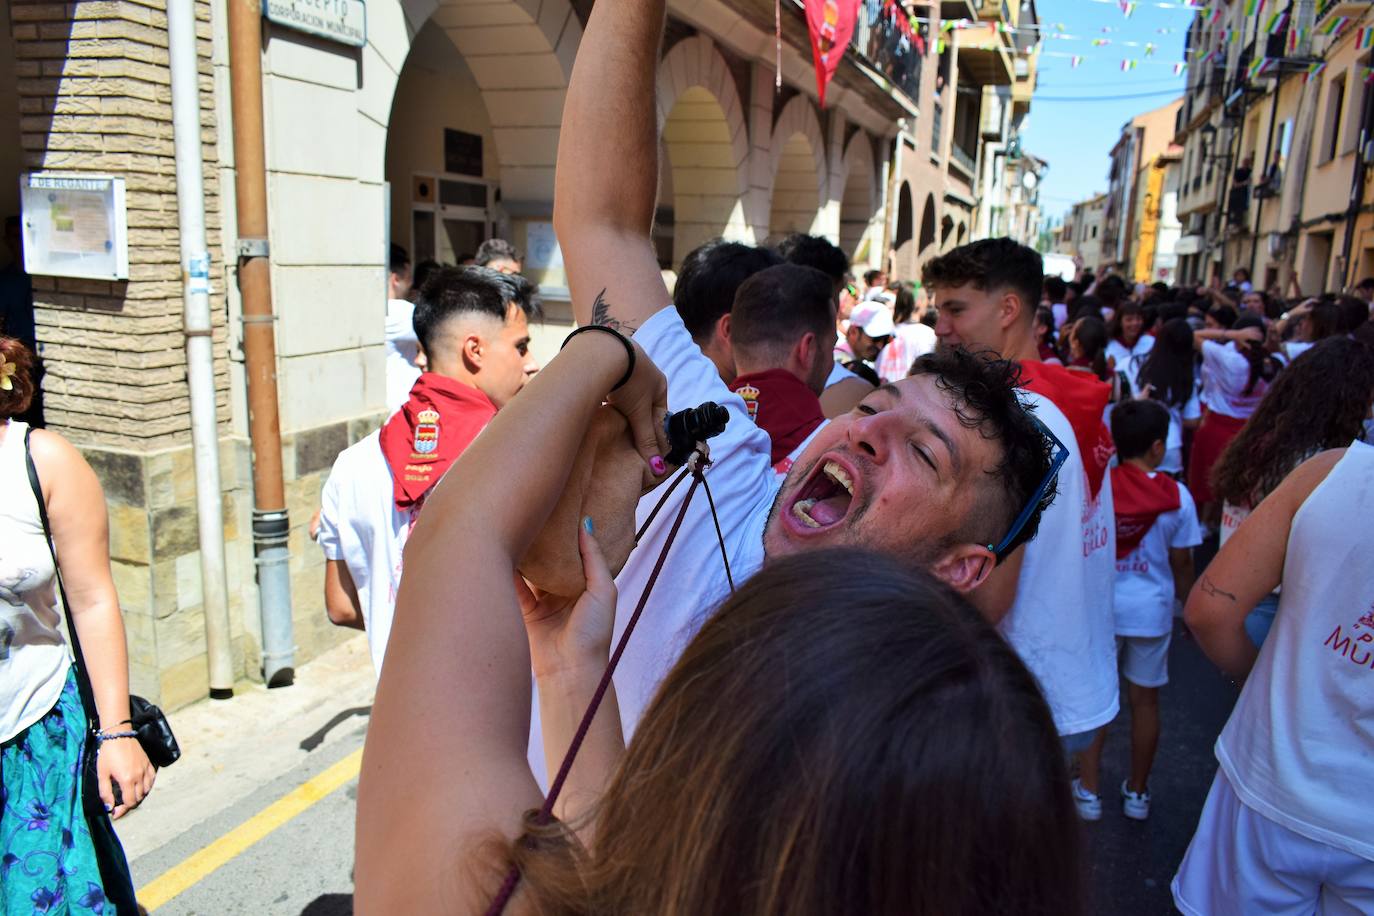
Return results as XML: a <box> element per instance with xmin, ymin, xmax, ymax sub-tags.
<box><xmin>805</xmin><ymin>0</ymin><xmax>860</xmax><ymax>108</ymax></box>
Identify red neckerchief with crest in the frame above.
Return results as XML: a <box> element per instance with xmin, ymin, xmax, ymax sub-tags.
<box><xmin>378</xmin><ymin>374</ymin><xmax>496</xmax><ymax>511</ymax></box>
<box><xmin>1111</xmin><ymin>463</ymin><xmax>1180</xmax><ymax>558</ymax></box>
<box><xmin>729</xmin><ymin>368</ymin><xmax>826</xmax><ymax>466</ymax></box>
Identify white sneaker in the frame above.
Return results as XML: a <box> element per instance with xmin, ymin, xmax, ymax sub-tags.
<box><xmin>1072</xmin><ymin>778</ymin><xmax>1102</xmax><ymax>821</ymax></box>
<box><xmin>1121</xmin><ymin>781</ymin><xmax>1151</xmax><ymax>821</ymax></box>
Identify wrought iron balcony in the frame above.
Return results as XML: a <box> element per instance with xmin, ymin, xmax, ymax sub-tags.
<box><xmin>850</xmin><ymin>4</ymin><xmax>925</xmax><ymax>102</ymax></box>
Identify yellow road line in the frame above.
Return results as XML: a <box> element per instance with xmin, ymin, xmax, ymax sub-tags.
<box><xmin>136</xmin><ymin>747</ymin><xmax>364</xmax><ymax>912</ymax></box>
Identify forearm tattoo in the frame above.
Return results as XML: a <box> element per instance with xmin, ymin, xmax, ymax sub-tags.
<box><xmin>590</xmin><ymin>288</ymin><xmax>637</xmax><ymax>336</ymax></box>
<box><xmin>1199</xmin><ymin>574</ymin><xmax>1237</xmax><ymax>603</ymax></box>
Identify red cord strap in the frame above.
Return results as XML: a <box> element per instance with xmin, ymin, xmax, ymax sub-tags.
<box><xmin>486</xmin><ymin>449</ymin><xmax>731</xmax><ymax>914</ymax></box>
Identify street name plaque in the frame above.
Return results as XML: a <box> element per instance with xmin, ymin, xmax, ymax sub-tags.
<box><xmin>263</xmin><ymin>0</ymin><xmax>366</xmax><ymax>48</ymax></box>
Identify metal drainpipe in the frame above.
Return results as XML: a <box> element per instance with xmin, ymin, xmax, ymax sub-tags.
<box><xmin>168</xmin><ymin>0</ymin><xmax>234</xmax><ymax>700</ymax></box>
<box><xmin>226</xmin><ymin>0</ymin><xmax>294</xmax><ymax>687</ymax></box>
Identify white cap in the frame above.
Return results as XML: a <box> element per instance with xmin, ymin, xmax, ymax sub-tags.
<box><xmin>850</xmin><ymin>303</ymin><xmax>895</xmax><ymax>338</ymax></box>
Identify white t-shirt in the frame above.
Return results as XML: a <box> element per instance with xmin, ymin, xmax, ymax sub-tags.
<box><xmin>385</xmin><ymin>298</ymin><xmax>422</xmax><ymax>414</ymax></box>
<box><xmin>0</xmin><ymin>421</ymin><xmax>71</xmax><ymax>744</ymax></box>
<box><xmin>1106</xmin><ymin>335</ymin><xmax>1155</xmax><ymax>395</ymax></box>
<box><xmin>825</xmin><ymin>360</ymin><xmax>862</xmax><ymax>389</ymax></box>
<box><xmin>999</xmin><ymin>392</ymin><xmax>1121</xmax><ymax>737</ymax></box>
<box><xmin>1159</xmin><ymin>391</ymin><xmax>1201</xmax><ymax>475</ymax></box>
<box><xmin>876</xmin><ymin>322</ymin><xmax>936</xmax><ymax>384</ymax></box>
<box><xmin>529</xmin><ymin>307</ymin><xmax>779</xmax><ymax>783</ymax></box>
<box><xmin>1218</xmin><ymin>500</ymin><xmax>1250</xmax><ymax>547</ymax></box>
<box><xmin>1281</xmin><ymin>339</ymin><xmax>1315</xmax><ymax>363</ymax></box>
<box><xmin>1199</xmin><ymin>339</ymin><xmax>1267</xmax><ymax>419</ymax></box>
<box><xmin>317</xmin><ymin>431</ymin><xmax>415</xmax><ymax>675</ymax></box>
<box><xmin>1113</xmin><ymin>478</ymin><xmax>1201</xmax><ymax>637</ymax></box>
<box><xmin>1215</xmin><ymin>440</ymin><xmax>1374</xmax><ymax>861</ymax></box>
<box><xmin>1051</xmin><ymin>302</ymin><xmax>1069</xmax><ymax>329</ymax></box>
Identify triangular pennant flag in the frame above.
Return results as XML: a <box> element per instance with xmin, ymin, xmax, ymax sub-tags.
<box><xmin>1071</xmin><ymin>55</ymin><xmax>1083</xmax><ymax>68</ymax></box>
<box><xmin>1358</xmin><ymin>26</ymin><xmax>1374</xmax><ymax>51</ymax></box>
<box><xmin>1243</xmin><ymin>0</ymin><xmax>1261</xmax><ymax>16</ymax></box>
<box><xmin>1305</xmin><ymin>61</ymin><xmax>1326</xmax><ymax>84</ymax></box>
<box><xmin>1174</xmin><ymin>61</ymin><xmax>1186</xmax><ymax>75</ymax></box>
<box><xmin>1145</xmin><ymin>42</ymin><xmax>1156</xmax><ymax>56</ymax></box>
<box><xmin>1092</xmin><ymin>37</ymin><xmax>1111</xmax><ymax>47</ymax></box>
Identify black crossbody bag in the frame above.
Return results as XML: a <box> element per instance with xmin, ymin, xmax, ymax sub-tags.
<box><xmin>22</xmin><ymin>427</ymin><xmax>182</xmax><ymax>789</ymax></box>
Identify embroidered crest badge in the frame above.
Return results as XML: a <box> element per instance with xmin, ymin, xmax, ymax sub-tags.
<box><xmin>414</xmin><ymin>408</ymin><xmax>440</xmax><ymax>455</ymax></box>
<box><xmin>737</xmin><ymin>384</ymin><xmax>760</xmax><ymax>421</ymax></box>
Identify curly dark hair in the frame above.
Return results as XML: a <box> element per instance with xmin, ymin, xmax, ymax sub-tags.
<box><xmin>0</xmin><ymin>336</ymin><xmax>37</xmax><ymax>420</ymax></box>
<box><xmin>909</xmin><ymin>348</ymin><xmax>1057</xmax><ymax>559</ymax></box>
<box><xmin>1212</xmin><ymin>336</ymin><xmax>1374</xmax><ymax>508</ymax></box>
<box><xmin>921</xmin><ymin>238</ymin><xmax>1043</xmax><ymax>325</ymax></box>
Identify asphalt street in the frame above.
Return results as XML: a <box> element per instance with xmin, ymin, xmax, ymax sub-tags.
<box><xmin>124</xmin><ymin>605</ymin><xmax>1239</xmax><ymax>914</ymax></box>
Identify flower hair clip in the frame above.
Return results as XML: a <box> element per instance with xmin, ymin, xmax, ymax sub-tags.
<box><xmin>0</xmin><ymin>356</ymin><xmax>17</xmax><ymax>392</ymax></box>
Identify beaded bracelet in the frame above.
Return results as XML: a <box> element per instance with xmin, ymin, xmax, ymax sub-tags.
<box><xmin>561</xmin><ymin>324</ymin><xmax>635</xmax><ymax>392</ymax></box>
<box><xmin>95</xmin><ymin>730</ymin><xmax>138</xmax><ymax>745</ymax></box>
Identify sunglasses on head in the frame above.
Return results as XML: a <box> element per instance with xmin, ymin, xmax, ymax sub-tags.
<box><xmin>989</xmin><ymin>416</ymin><xmax>1069</xmax><ymax>561</ymax></box>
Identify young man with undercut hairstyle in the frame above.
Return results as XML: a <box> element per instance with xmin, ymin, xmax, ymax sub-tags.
<box><xmin>726</xmin><ymin>263</ymin><xmax>836</xmax><ymax>472</ymax></box>
<box><xmin>924</xmin><ymin>237</ymin><xmax>1121</xmax><ymax>764</ymax></box>
<box><xmin>318</xmin><ymin>266</ymin><xmax>541</xmax><ymax>675</ymax></box>
<box><xmin>672</xmin><ymin>239</ymin><xmax>783</xmax><ymax>383</ymax></box>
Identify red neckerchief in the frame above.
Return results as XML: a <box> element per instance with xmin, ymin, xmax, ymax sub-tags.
<box><xmin>729</xmin><ymin>368</ymin><xmax>825</xmax><ymax>466</ymax></box>
<box><xmin>378</xmin><ymin>374</ymin><xmax>496</xmax><ymax>511</ymax></box>
<box><xmin>1111</xmin><ymin>463</ymin><xmax>1180</xmax><ymax>559</ymax></box>
<box><xmin>1019</xmin><ymin>360</ymin><xmax>1115</xmax><ymax>498</ymax></box>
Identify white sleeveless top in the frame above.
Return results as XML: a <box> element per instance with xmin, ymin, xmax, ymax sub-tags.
<box><xmin>0</xmin><ymin>420</ymin><xmax>71</xmax><ymax>743</ymax></box>
<box><xmin>1214</xmin><ymin>440</ymin><xmax>1374</xmax><ymax>861</ymax></box>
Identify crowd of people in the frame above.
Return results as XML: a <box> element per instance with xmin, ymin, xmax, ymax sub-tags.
<box><xmin>3</xmin><ymin>0</ymin><xmax>1373</xmax><ymax>911</ymax></box>
<box><xmin>336</xmin><ymin>1</ymin><xmax>1373</xmax><ymax>914</ymax></box>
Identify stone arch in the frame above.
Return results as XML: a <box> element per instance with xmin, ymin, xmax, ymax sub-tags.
<box><xmin>374</xmin><ymin>0</ymin><xmax>583</xmax><ymax>206</ymax></box>
<box><xmin>891</xmin><ymin>181</ymin><xmax>915</xmax><ymax>280</ymax></box>
<box><xmin>919</xmin><ymin>194</ymin><xmax>936</xmax><ymax>252</ymax></box>
<box><xmin>837</xmin><ymin>131</ymin><xmax>881</xmax><ymax>269</ymax></box>
<box><xmin>655</xmin><ymin>35</ymin><xmax>752</xmax><ymax>266</ymax></box>
<box><xmin>767</xmin><ymin>95</ymin><xmax>828</xmax><ymax>239</ymax></box>
<box><xmin>894</xmin><ymin>182</ymin><xmax>914</xmax><ymax>248</ymax></box>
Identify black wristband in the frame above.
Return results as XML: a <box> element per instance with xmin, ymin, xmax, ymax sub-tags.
<box><xmin>561</xmin><ymin>324</ymin><xmax>636</xmax><ymax>392</ymax></box>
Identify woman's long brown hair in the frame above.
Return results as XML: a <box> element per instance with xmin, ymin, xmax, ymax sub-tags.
<box><xmin>505</xmin><ymin>548</ymin><xmax>1083</xmax><ymax>915</ymax></box>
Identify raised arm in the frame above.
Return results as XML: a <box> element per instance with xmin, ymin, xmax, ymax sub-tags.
<box><xmin>354</xmin><ymin>332</ymin><xmax>665</xmax><ymax>912</ymax></box>
<box><xmin>553</xmin><ymin>0</ymin><xmax>670</xmax><ymax>334</ymax></box>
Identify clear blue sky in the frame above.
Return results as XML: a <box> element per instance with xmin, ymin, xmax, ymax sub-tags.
<box><xmin>1019</xmin><ymin>0</ymin><xmax>1193</xmax><ymax>223</ymax></box>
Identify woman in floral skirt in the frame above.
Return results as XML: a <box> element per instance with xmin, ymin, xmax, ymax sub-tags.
<box><xmin>1</xmin><ymin>336</ymin><xmax>153</xmax><ymax>913</ymax></box>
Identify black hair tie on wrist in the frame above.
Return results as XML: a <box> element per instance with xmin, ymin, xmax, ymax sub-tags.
<box><xmin>562</xmin><ymin>324</ymin><xmax>636</xmax><ymax>392</ymax></box>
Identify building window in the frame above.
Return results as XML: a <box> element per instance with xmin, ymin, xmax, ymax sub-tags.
<box><xmin>1324</xmin><ymin>74</ymin><xmax>1346</xmax><ymax>163</ymax></box>
<box><xmin>1091</xmin><ymin>225</ymin><xmax>1099</xmax><ymax>239</ymax></box>
<box><xmin>1343</xmin><ymin>79</ymin><xmax>1366</xmax><ymax>156</ymax></box>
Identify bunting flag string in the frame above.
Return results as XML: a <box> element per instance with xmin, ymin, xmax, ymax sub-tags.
<box><xmin>1322</xmin><ymin>16</ymin><xmax>1351</xmax><ymax>37</ymax></box>
<box><xmin>1041</xmin><ymin>49</ymin><xmax>1189</xmax><ymax>69</ymax></box>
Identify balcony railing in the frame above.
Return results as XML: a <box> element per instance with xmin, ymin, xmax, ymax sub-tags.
<box><xmin>850</xmin><ymin>4</ymin><xmax>924</xmax><ymax>102</ymax></box>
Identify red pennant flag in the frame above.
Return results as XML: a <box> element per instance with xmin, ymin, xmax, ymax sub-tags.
<box><xmin>805</xmin><ymin>0</ymin><xmax>860</xmax><ymax>107</ymax></box>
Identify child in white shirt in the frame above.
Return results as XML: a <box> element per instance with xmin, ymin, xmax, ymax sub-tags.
<box><xmin>1074</xmin><ymin>400</ymin><xmax>1201</xmax><ymax>822</ymax></box>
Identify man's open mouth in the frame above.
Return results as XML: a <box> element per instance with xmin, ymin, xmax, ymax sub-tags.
<box><xmin>788</xmin><ymin>458</ymin><xmax>857</xmax><ymax>531</ymax></box>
